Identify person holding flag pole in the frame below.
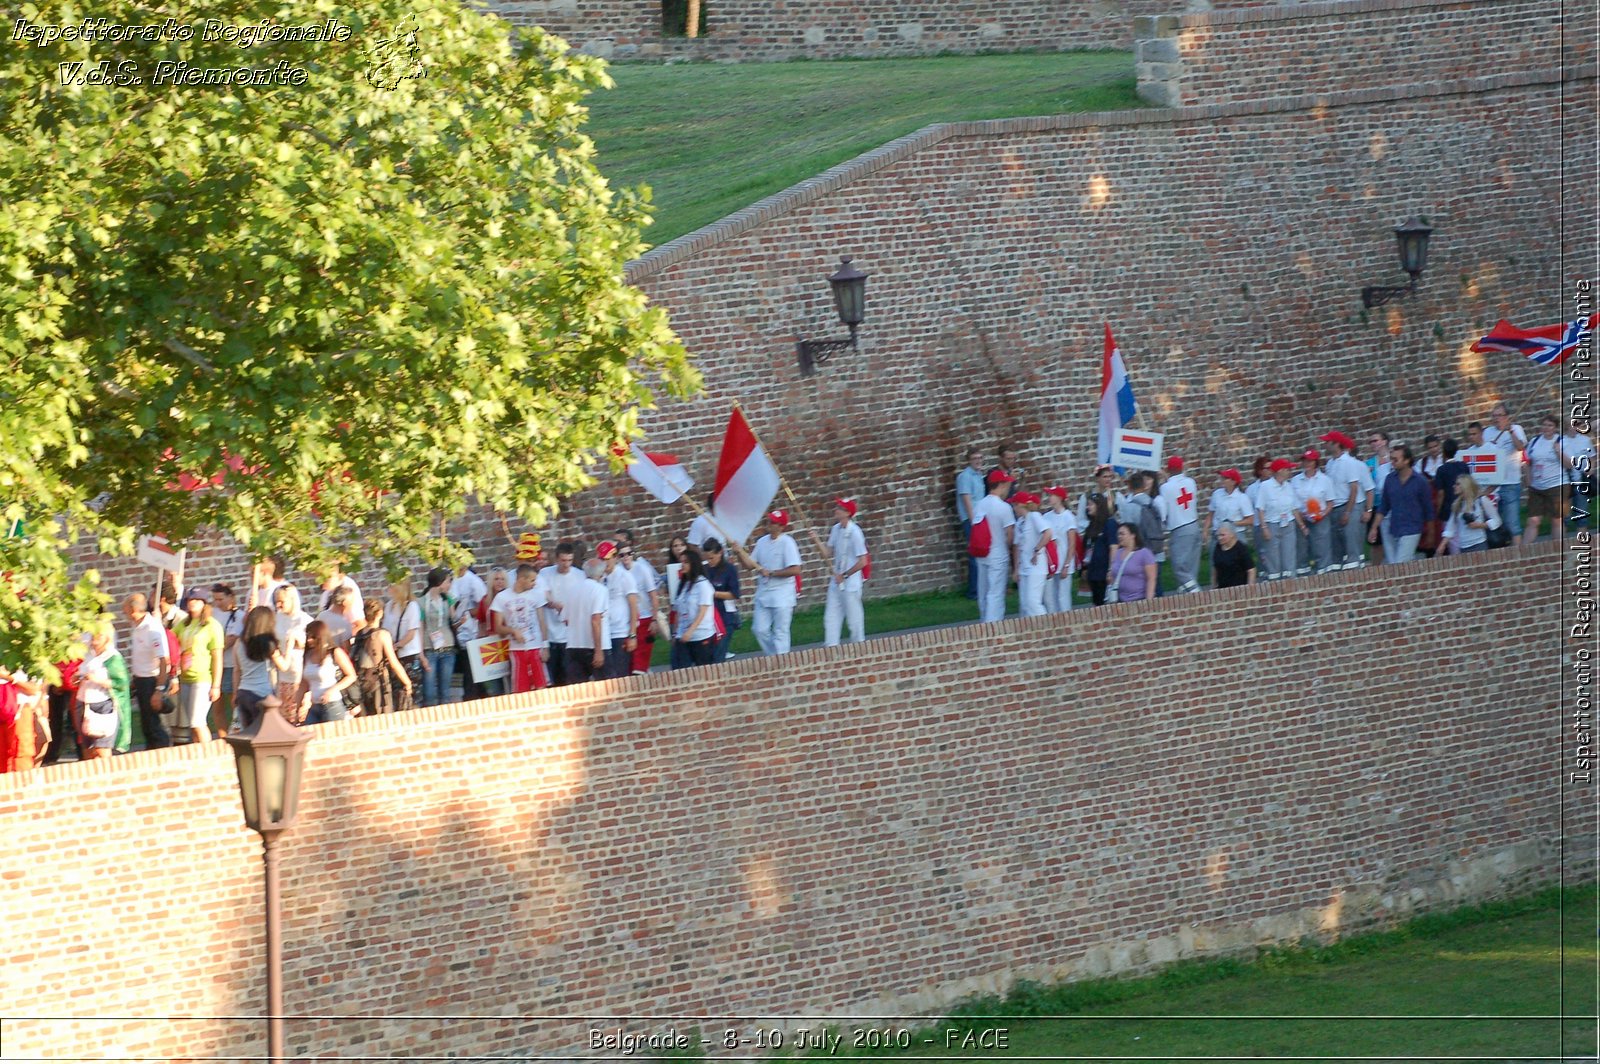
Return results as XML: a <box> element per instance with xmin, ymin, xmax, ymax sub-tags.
<box><xmin>748</xmin><ymin>510</ymin><xmax>803</xmax><ymax>656</ymax></box>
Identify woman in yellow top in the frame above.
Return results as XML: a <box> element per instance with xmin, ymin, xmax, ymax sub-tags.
<box><xmin>169</xmin><ymin>589</ymin><xmax>225</xmax><ymax>745</ymax></box>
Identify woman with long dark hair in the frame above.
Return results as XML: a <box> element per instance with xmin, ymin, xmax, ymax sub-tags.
<box><xmin>301</xmin><ymin>620</ymin><xmax>359</xmax><ymax>725</ymax></box>
<box><xmin>671</xmin><ymin>548</ymin><xmax>719</xmax><ymax>668</ymax></box>
<box><xmin>1080</xmin><ymin>494</ymin><xmax>1120</xmax><ymax>606</ymax></box>
<box><xmin>663</xmin><ymin>536</ymin><xmax>690</xmax><ymax>669</ymax></box>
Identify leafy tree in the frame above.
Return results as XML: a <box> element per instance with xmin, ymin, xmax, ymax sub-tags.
<box><xmin>0</xmin><ymin>0</ymin><xmax>696</xmax><ymax>674</ymax></box>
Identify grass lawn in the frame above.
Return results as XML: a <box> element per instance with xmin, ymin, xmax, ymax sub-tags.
<box><xmin>585</xmin><ymin>52</ymin><xmax>1142</xmax><ymax>247</ymax></box>
<box><xmin>832</xmin><ymin>884</ymin><xmax>1599</xmax><ymax>1062</ymax></box>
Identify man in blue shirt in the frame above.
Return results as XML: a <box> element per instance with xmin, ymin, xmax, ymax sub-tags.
<box><xmin>955</xmin><ymin>448</ymin><xmax>987</xmax><ymax>600</ymax></box>
<box><xmin>1375</xmin><ymin>443</ymin><xmax>1433</xmax><ymax>563</ymax></box>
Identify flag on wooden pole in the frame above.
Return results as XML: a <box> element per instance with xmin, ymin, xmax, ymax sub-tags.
<box><xmin>622</xmin><ymin>444</ymin><xmax>694</xmax><ymax>505</ymax></box>
<box><xmin>710</xmin><ymin>408</ymin><xmax>780</xmax><ymax>546</ymax></box>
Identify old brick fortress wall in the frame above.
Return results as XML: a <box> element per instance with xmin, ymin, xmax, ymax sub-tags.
<box><xmin>1134</xmin><ymin>0</ymin><xmax>1595</xmax><ymax>106</ymax></box>
<box><xmin>485</xmin><ymin>0</ymin><xmax>1275</xmax><ymax>61</ymax></box>
<box><xmin>1</xmin><ymin>546</ymin><xmax>1585</xmax><ymax>1059</ymax></box>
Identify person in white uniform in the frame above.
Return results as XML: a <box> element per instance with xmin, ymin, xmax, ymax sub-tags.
<box><xmin>1011</xmin><ymin>492</ymin><xmax>1053</xmax><ymax>618</ymax></box>
<box><xmin>1158</xmin><ymin>456</ymin><xmax>1201</xmax><ymax>593</ymax></box>
<box><xmin>1291</xmin><ymin>448</ymin><xmax>1337</xmax><ymax>575</ymax></box>
<box><xmin>1256</xmin><ymin>458</ymin><xmax>1303</xmax><ymax>580</ymax></box>
<box><xmin>1204</xmin><ymin>469</ymin><xmax>1255</xmax><ymax>559</ymax></box>
<box><xmin>746</xmin><ymin>510</ymin><xmax>803</xmax><ymax>655</ymax></box>
<box><xmin>1319</xmin><ymin>432</ymin><xmax>1372</xmax><ymax>569</ymax></box>
<box><xmin>687</xmin><ymin>495</ymin><xmax>721</xmax><ymax>553</ymax></box>
<box><xmin>1484</xmin><ymin>403</ymin><xmax>1528</xmax><ymax>543</ymax></box>
<box><xmin>1040</xmin><ymin>486</ymin><xmax>1079</xmax><ymax>613</ymax></box>
<box><xmin>823</xmin><ymin>498</ymin><xmax>868</xmax><ymax>646</ymax></box>
<box><xmin>972</xmin><ymin>471</ymin><xmax>1017</xmax><ymax>623</ymax></box>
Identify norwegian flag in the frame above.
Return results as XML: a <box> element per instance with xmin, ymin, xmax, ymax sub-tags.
<box><xmin>1461</xmin><ymin>450</ymin><xmax>1499</xmax><ymax>477</ymax></box>
<box><xmin>1472</xmin><ymin>314</ymin><xmax>1597</xmax><ymax>367</ymax></box>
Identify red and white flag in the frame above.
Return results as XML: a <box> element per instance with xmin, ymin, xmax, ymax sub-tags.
<box><xmin>711</xmin><ymin>408</ymin><xmax>780</xmax><ymax>546</ymax></box>
<box><xmin>623</xmin><ymin>444</ymin><xmax>694</xmax><ymax>505</ymax></box>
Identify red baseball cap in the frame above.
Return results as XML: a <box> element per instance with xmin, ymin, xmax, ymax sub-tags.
<box><xmin>1301</xmin><ymin>449</ymin><xmax>1321</xmax><ymax>462</ymax></box>
<box><xmin>596</xmin><ymin>540</ymin><xmax>618</xmax><ymax>560</ymax></box>
<box><xmin>1011</xmin><ymin>491</ymin><xmax>1041</xmax><ymax>505</ymax></box>
<box><xmin>987</xmin><ymin>471</ymin><xmax>1017</xmax><ymax>486</ymax></box>
<box><xmin>1318</xmin><ymin>431</ymin><xmax>1355</xmax><ymax>450</ymax></box>
<box><xmin>1270</xmin><ymin>458</ymin><xmax>1294</xmax><ymax>473</ymax></box>
<box><xmin>1042</xmin><ymin>485</ymin><xmax>1069</xmax><ymax>499</ymax></box>
<box><xmin>833</xmin><ymin>497</ymin><xmax>858</xmax><ymax>517</ymax></box>
<box><xmin>1217</xmin><ymin>468</ymin><xmax>1242</xmax><ymax>483</ymax></box>
<box><xmin>1166</xmin><ymin>456</ymin><xmax>1185</xmax><ymax>472</ymax></box>
<box><xmin>766</xmin><ymin>510</ymin><xmax>790</xmax><ymax>526</ymax></box>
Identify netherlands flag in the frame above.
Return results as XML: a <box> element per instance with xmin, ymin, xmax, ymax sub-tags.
<box><xmin>1097</xmin><ymin>324</ymin><xmax>1139</xmax><ymax>467</ymax></box>
<box><xmin>1117</xmin><ymin>432</ymin><xmax>1158</xmax><ymax>460</ymax></box>
<box><xmin>1471</xmin><ymin>314</ymin><xmax>1597</xmax><ymax>367</ymax></box>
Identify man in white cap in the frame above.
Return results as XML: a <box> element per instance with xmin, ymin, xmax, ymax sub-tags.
<box><xmin>595</xmin><ymin>541</ymin><xmax>639</xmax><ymax>680</ymax></box>
<box><xmin>1292</xmin><ymin>448</ymin><xmax>1338</xmax><ymax>574</ymax></box>
<box><xmin>1319</xmin><ymin>432</ymin><xmax>1372</xmax><ymax>569</ymax></box>
<box><xmin>1040</xmin><ymin>486</ymin><xmax>1078</xmax><ymax>613</ymax></box>
<box><xmin>973</xmin><ymin>471</ymin><xmax>1017</xmax><ymax>622</ymax></box>
<box><xmin>823</xmin><ymin>498</ymin><xmax>868</xmax><ymax>647</ymax></box>
<box><xmin>1158</xmin><ymin>455</ymin><xmax>1201</xmax><ymax>593</ymax></box>
<box><xmin>1010</xmin><ymin>492</ymin><xmax>1053</xmax><ymax>618</ymax></box>
<box><xmin>747</xmin><ymin>510</ymin><xmax>803</xmax><ymax>655</ymax></box>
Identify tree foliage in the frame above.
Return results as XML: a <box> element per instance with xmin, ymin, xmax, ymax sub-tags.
<box><xmin>0</xmin><ymin>0</ymin><xmax>696</xmax><ymax>673</ymax></box>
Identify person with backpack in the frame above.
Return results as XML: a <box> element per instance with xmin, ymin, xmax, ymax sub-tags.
<box><xmin>1158</xmin><ymin>456</ymin><xmax>1200</xmax><ymax>593</ymax></box>
<box><xmin>823</xmin><ymin>498</ymin><xmax>868</xmax><ymax>646</ymax></box>
<box><xmin>1120</xmin><ymin>472</ymin><xmax>1165</xmax><ymax>577</ymax></box>
<box><xmin>970</xmin><ymin>472</ymin><xmax>1017</xmax><ymax>623</ymax></box>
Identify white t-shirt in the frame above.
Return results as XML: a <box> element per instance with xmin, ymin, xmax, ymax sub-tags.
<box><xmin>1015</xmin><ymin>511</ymin><xmax>1050</xmax><ymax>579</ymax></box>
<box><xmin>1039</xmin><ymin>510</ymin><xmax>1079</xmax><ymax>573</ymax></box>
<box><xmin>1526</xmin><ymin>434</ymin><xmax>1567</xmax><ymax>490</ymax></box>
<box><xmin>751</xmin><ymin>533</ymin><xmax>802</xmax><ymax>607</ymax></box>
<box><xmin>492</xmin><ymin>585</ymin><xmax>548</xmax><ymax>652</ymax></box>
<box><xmin>603</xmin><ymin>566</ymin><xmax>638</xmax><ymax>640</ymax></box>
<box><xmin>687</xmin><ymin>514</ymin><xmax>719</xmax><ymax>553</ymax></box>
<box><xmin>1158</xmin><ymin>475</ymin><xmax>1200</xmax><ymax>530</ymax></box>
<box><xmin>1564</xmin><ymin>433</ymin><xmax>1596</xmax><ymax>484</ymax></box>
<box><xmin>129</xmin><ymin>613</ymin><xmax>170</xmax><ymax>679</ymax></box>
<box><xmin>827</xmin><ymin>522</ymin><xmax>868</xmax><ymax>593</ymax></box>
<box><xmin>1324</xmin><ymin>453</ymin><xmax>1366</xmax><ymax>505</ymax></box>
<box><xmin>382</xmin><ymin>600</ymin><xmax>422</xmax><ymax>658</ymax></box>
<box><xmin>674</xmin><ymin>577</ymin><xmax>717</xmax><ymax>641</ymax></box>
<box><xmin>315</xmin><ymin>609</ymin><xmax>354</xmax><ymax>652</ymax></box>
<box><xmin>535</xmin><ymin>566</ymin><xmax>584</xmax><ymax>644</ymax></box>
<box><xmin>561</xmin><ymin>579</ymin><xmax>608</xmax><ymax>651</ymax></box>
<box><xmin>453</xmin><ymin>568</ymin><xmax>489</xmax><ymax>640</ymax></box>
<box><xmin>1485</xmin><ymin>424</ymin><xmax>1527</xmax><ymax>467</ymax></box>
<box><xmin>1291</xmin><ymin>470</ymin><xmax>1338</xmax><ymax>518</ymax></box>
<box><xmin>626</xmin><ymin>560</ymin><xmax>659</xmax><ymax>620</ymax></box>
<box><xmin>317</xmin><ymin>576</ymin><xmax>364</xmax><ymax>627</ymax></box>
<box><xmin>1208</xmin><ymin>487</ymin><xmax>1256</xmax><ymax>531</ymax></box>
<box><xmin>972</xmin><ymin>494</ymin><xmax>1016</xmax><ymax>561</ymax></box>
<box><xmin>1256</xmin><ymin>479</ymin><xmax>1299</xmax><ymax>525</ymax></box>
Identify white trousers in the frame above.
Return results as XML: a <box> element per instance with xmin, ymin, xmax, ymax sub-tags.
<box><xmin>1018</xmin><ymin>572</ymin><xmax>1046</xmax><ymax>617</ymax></box>
<box><xmin>1044</xmin><ymin>573</ymin><xmax>1074</xmax><ymax>613</ymax></box>
<box><xmin>823</xmin><ymin>581</ymin><xmax>864</xmax><ymax>646</ymax></box>
<box><xmin>753</xmin><ymin>601</ymin><xmax>794</xmax><ymax>655</ymax></box>
<box><xmin>977</xmin><ymin>557</ymin><xmax>1010</xmax><ymax>623</ymax></box>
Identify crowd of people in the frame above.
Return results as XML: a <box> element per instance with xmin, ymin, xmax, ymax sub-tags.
<box><xmin>0</xmin><ymin>400</ymin><xmax>1590</xmax><ymax>772</ymax></box>
<box><xmin>953</xmin><ymin>403</ymin><xmax>1594</xmax><ymax>623</ymax></box>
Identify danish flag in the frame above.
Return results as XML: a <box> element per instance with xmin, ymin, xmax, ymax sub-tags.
<box><xmin>1471</xmin><ymin>314</ymin><xmax>1597</xmax><ymax>367</ymax></box>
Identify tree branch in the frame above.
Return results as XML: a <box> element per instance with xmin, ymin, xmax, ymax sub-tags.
<box><xmin>163</xmin><ymin>337</ymin><xmax>215</xmax><ymax>374</ymax></box>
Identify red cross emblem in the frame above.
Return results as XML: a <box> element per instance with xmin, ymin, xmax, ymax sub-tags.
<box><xmin>1177</xmin><ymin>487</ymin><xmax>1194</xmax><ymax>509</ymax></box>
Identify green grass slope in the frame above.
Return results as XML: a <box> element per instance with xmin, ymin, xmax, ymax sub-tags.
<box><xmin>585</xmin><ymin>52</ymin><xmax>1142</xmax><ymax>247</ymax></box>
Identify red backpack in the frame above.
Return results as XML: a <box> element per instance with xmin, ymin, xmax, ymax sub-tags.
<box><xmin>967</xmin><ymin>518</ymin><xmax>992</xmax><ymax>557</ymax></box>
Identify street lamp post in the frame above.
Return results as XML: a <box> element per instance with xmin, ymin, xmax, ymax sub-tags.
<box><xmin>796</xmin><ymin>256</ymin><xmax>870</xmax><ymax>376</ymax></box>
<box><xmin>225</xmin><ymin>696</ymin><xmax>312</xmax><ymax>1061</ymax></box>
<box><xmin>1361</xmin><ymin>218</ymin><xmax>1434</xmax><ymax>308</ymax></box>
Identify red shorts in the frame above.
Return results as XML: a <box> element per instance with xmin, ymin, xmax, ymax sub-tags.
<box><xmin>632</xmin><ymin>618</ymin><xmax>655</xmax><ymax>674</ymax></box>
<box><xmin>510</xmin><ymin>650</ymin><xmax>548</xmax><ymax>694</ymax></box>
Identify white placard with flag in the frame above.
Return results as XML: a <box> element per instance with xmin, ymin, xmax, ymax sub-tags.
<box><xmin>1111</xmin><ymin>428</ymin><xmax>1164</xmax><ymax>472</ymax></box>
<box><xmin>1459</xmin><ymin>449</ymin><xmax>1518</xmax><ymax>485</ymax></box>
<box><xmin>466</xmin><ymin>635</ymin><xmax>512</xmax><ymax>684</ymax></box>
<box><xmin>624</xmin><ymin>444</ymin><xmax>694</xmax><ymax>505</ymax></box>
<box><xmin>136</xmin><ymin>534</ymin><xmax>186</xmax><ymax>573</ymax></box>
<box><xmin>710</xmin><ymin>408</ymin><xmax>780</xmax><ymax>546</ymax></box>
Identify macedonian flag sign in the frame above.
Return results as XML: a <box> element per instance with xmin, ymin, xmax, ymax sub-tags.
<box><xmin>467</xmin><ymin>636</ymin><xmax>512</xmax><ymax>684</ymax></box>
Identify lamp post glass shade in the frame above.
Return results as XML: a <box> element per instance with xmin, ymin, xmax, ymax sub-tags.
<box><xmin>1395</xmin><ymin>219</ymin><xmax>1432</xmax><ymax>278</ymax></box>
<box><xmin>226</xmin><ymin>703</ymin><xmax>311</xmax><ymax>836</ymax></box>
<box><xmin>828</xmin><ymin>257</ymin><xmax>868</xmax><ymax>328</ymax></box>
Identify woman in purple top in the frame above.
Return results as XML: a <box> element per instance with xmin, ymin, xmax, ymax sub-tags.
<box><xmin>1108</xmin><ymin>524</ymin><xmax>1159</xmax><ymax>603</ymax></box>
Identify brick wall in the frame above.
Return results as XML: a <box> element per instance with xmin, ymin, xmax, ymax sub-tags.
<box><xmin>64</xmin><ymin>60</ymin><xmax>1599</xmax><ymax>614</ymax></box>
<box><xmin>483</xmin><ymin>0</ymin><xmax>1277</xmax><ymax>60</ymax></box>
<box><xmin>2</xmin><ymin>545</ymin><xmax>1587</xmax><ymax>1059</ymax></box>
<box><xmin>1134</xmin><ymin>0</ymin><xmax>1595</xmax><ymax>106</ymax></box>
